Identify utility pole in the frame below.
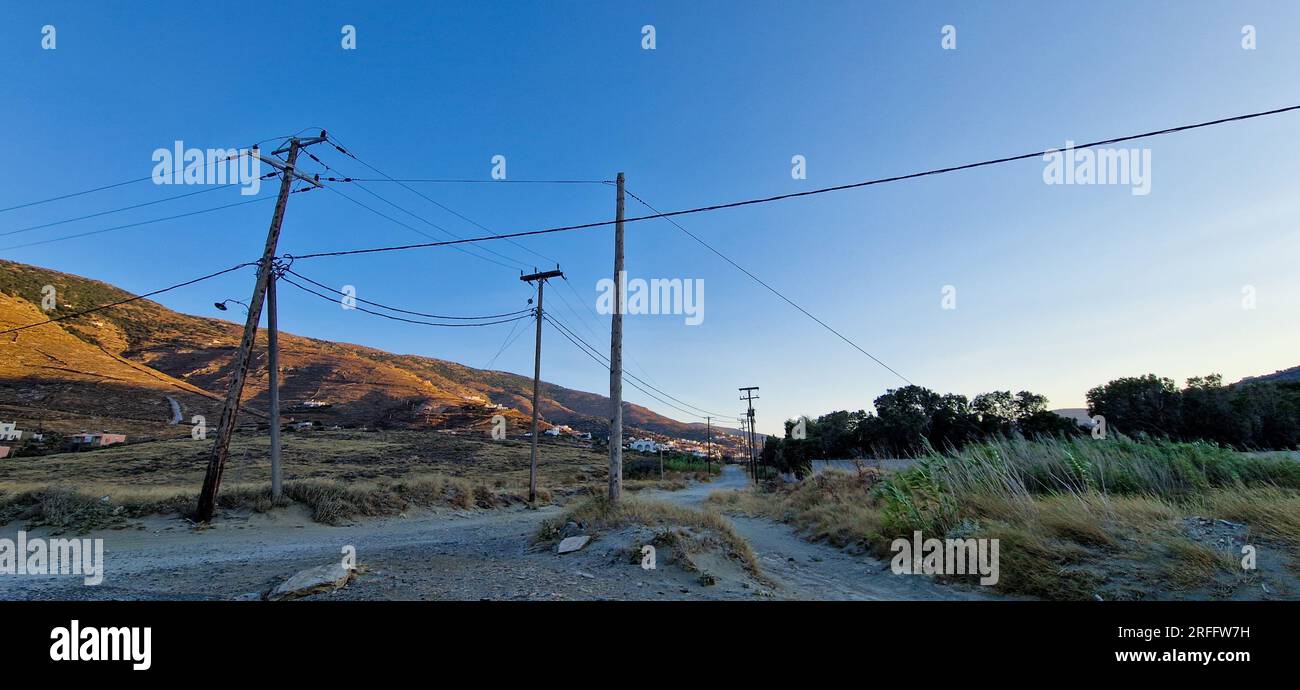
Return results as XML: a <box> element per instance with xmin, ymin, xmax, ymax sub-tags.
<box><xmin>608</xmin><ymin>172</ymin><xmax>625</xmax><ymax>503</ymax></box>
<box><xmin>740</xmin><ymin>413</ymin><xmax>751</xmax><ymax>479</ymax></box>
<box><xmin>705</xmin><ymin>416</ymin><xmax>712</xmax><ymax>473</ymax></box>
<box><xmin>195</xmin><ymin>134</ymin><xmax>324</xmax><ymax>523</ymax></box>
<box><xmin>521</xmin><ymin>267</ymin><xmax>563</xmax><ymax>503</ymax></box>
<box><xmin>267</xmin><ymin>264</ymin><xmax>282</xmax><ymax>501</ymax></box>
<box><xmin>740</xmin><ymin>387</ymin><xmax>760</xmax><ymax>482</ymax></box>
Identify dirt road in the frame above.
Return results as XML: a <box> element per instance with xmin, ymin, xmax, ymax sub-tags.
<box><xmin>0</xmin><ymin>465</ymin><xmax>990</xmax><ymax>601</ymax></box>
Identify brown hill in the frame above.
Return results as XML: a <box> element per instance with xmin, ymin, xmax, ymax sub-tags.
<box><xmin>0</xmin><ymin>259</ymin><xmax>728</xmax><ymax>445</ymax></box>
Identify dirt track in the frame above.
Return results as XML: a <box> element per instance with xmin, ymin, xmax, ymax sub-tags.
<box><xmin>0</xmin><ymin>465</ymin><xmax>991</xmax><ymax>601</ymax></box>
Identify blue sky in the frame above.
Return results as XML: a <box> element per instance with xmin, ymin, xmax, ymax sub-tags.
<box><xmin>2</xmin><ymin>1</ymin><xmax>1298</xmax><ymax>434</ymax></box>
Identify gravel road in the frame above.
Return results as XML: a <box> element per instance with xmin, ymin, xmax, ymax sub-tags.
<box><xmin>0</xmin><ymin>465</ymin><xmax>992</xmax><ymax>601</ymax></box>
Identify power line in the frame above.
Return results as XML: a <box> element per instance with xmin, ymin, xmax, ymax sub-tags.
<box><xmin>322</xmin><ymin>132</ymin><xmax>561</xmax><ymax>266</ymax></box>
<box><xmin>0</xmin><ymin>139</ymin><xmax>288</xmax><ymax>215</ymax></box>
<box><xmin>544</xmin><ymin>312</ymin><xmax>730</xmax><ymax>419</ymax></box>
<box><xmin>303</xmin><ymin>147</ymin><xmax>533</xmax><ymax>271</ymax></box>
<box><xmin>552</xmin><ymin>273</ymin><xmax>679</xmax><ymax>397</ymax></box>
<box><xmin>484</xmin><ymin>315</ymin><xmax>528</xmax><ymax>369</ymax></box>
<box><xmin>318</xmin><ymin>182</ymin><xmax>522</xmax><ymax>271</ymax></box>
<box><xmin>544</xmin><ymin>314</ymin><xmax>709</xmax><ymax>421</ymax></box>
<box><xmin>0</xmin><ymin>176</ymin><xmax>156</xmax><ymax>215</ymax></box>
<box><xmin>289</xmin><ymin>104</ymin><xmax>1300</xmax><ymax>261</ymax></box>
<box><xmin>328</xmin><ymin>178</ymin><xmax>611</xmax><ymax>185</ymax></box>
<box><xmin>0</xmin><ymin>194</ymin><xmax>277</xmax><ymax>252</ymax></box>
<box><xmin>283</xmin><ymin>268</ymin><xmax>532</xmax><ymax>320</ymax></box>
<box><xmin>623</xmin><ymin>186</ymin><xmax>912</xmax><ymax>385</ymax></box>
<box><xmin>1</xmin><ymin>180</ymin><xmax>270</xmax><ymax>238</ymax></box>
<box><xmin>278</xmin><ymin>274</ymin><xmax>533</xmax><ymax>327</ymax></box>
<box><xmin>0</xmin><ymin>262</ymin><xmax>257</xmax><ymax>336</ymax></box>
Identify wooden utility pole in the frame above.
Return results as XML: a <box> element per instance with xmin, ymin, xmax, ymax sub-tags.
<box><xmin>195</xmin><ymin>134</ymin><xmax>324</xmax><ymax>523</ymax></box>
<box><xmin>266</xmin><ymin>267</ymin><xmax>282</xmax><ymax>500</ymax></box>
<box><xmin>705</xmin><ymin>416</ymin><xmax>712</xmax><ymax>473</ymax></box>
<box><xmin>521</xmin><ymin>267</ymin><xmax>563</xmax><ymax>503</ymax></box>
<box><xmin>608</xmin><ymin>172</ymin><xmax>625</xmax><ymax>503</ymax></box>
<box><xmin>740</xmin><ymin>387</ymin><xmax>760</xmax><ymax>482</ymax></box>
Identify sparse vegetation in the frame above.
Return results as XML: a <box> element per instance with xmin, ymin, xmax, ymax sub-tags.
<box><xmin>708</xmin><ymin>436</ymin><xmax>1299</xmax><ymax>600</ymax></box>
<box><xmin>622</xmin><ymin>455</ymin><xmax>720</xmax><ymax>482</ymax></box>
<box><xmin>539</xmin><ymin>494</ymin><xmax>761</xmax><ymax>577</ymax></box>
<box><xmin>0</xmin><ymin>471</ymin><xmax>548</xmax><ymax>532</ymax></box>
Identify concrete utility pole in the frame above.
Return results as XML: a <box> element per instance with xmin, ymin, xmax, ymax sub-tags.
<box><xmin>608</xmin><ymin>172</ymin><xmax>626</xmax><ymax>503</ymax></box>
<box><xmin>740</xmin><ymin>387</ymin><xmax>760</xmax><ymax>482</ymax></box>
<box><xmin>522</xmin><ymin>267</ymin><xmax>563</xmax><ymax>503</ymax></box>
<box><xmin>195</xmin><ymin>134</ymin><xmax>325</xmax><ymax>523</ymax></box>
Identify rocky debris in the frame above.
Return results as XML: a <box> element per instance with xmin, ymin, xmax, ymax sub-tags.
<box><xmin>557</xmin><ymin>535</ymin><xmax>591</xmax><ymax>554</ymax></box>
<box><xmin>1183</xmin><ymin>516</ymin><xmax>1250</xmax><ymax>549</ymax></box>
<box><xmin>698</xmin><ymin>572</ymin><xmax>717</xmax><ymax>587</ymax></box>
<box><xmin>268</xmin><ymin>562</ymin><xmax>356</xmax><ymax>601</ymax></box>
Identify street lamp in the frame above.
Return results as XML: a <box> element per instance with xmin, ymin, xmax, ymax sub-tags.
<box><xmin>214</xmin><ymin>299</ymin><xmax>249</xmax><ymax>314</ymax></box>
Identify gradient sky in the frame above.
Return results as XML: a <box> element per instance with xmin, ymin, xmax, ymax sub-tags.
<box><xmin>2</xmin><ymin>1</ymin><xmax>1298</xmax><ymax>434</ymax></box>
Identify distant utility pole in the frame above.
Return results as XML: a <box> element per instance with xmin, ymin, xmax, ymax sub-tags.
<box><xmin>608</xmin><ymin>172</ymin><xmax>626</xmax><ymax>503</ymax></box>
<box><xmin>705</xmin><ymin>416</ymin><xmax>712</xmax><ymax>473</ymax></box>
<box><xmin>195</xmin><ymin>133</ymin><xmax>325</xmax><ymax>523</ymax></box>
<box><xmin>740</xmin><ymin>413</ymin><xmax>751</xmax><ymax>479</ymax></box>
<box><xmin>740</xmin><ymin>387</ymin><xmax>760</xmax><ymax>482</ymax></box>
<box><xmin>522</xmin><ymin>267</ymin><xmax>564</xmax><ymax>503</ymax></box>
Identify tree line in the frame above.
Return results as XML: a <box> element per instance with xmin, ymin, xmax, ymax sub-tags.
<box><xmin>760</xmin><ymin>373</ymin><xmax>1300</xmax><ymax>478</ymax></box>
<box><xmin>1086</xmin><ymin>373</ymin><xmax>1300</xmax><ymax>451</ymax></box>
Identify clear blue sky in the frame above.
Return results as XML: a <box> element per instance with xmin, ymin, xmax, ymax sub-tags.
<box><xmin>3</xmin><ymin>1</ymin><xmax>1298</xmax><ymax>434</ymax></box>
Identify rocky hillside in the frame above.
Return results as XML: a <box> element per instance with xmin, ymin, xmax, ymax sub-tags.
<box><xmin>0</xmin><ymin>259</ymin><xmax>743</xmax><ymax>446</ymax></box>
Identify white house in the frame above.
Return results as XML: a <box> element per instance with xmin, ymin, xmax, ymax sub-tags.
<box><xmin>630</xmin><ymin>438</ymin><xmax>659</xmax><ymax>453</ymax></box>
<box><xmin>0</xmin><ymin>422</ymin><xmax>20</xmax><ymax>442</ymax></box>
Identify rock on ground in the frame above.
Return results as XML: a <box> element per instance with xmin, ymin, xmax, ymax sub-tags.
<box><xmin>268</xmin><ymin>563</ymin><xmax>355</xmax><ymax>601</ymax></box>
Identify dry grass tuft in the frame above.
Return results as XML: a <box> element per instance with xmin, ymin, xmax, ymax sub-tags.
<box><xmin>541</xmin><ymin>495</ymin><xmax>761</xmax><ymax>576</ymax></box>
<box><xmin>0</xmin><ymin>472</ymin><xmax>544</xmax><ymax>530</ymax></box>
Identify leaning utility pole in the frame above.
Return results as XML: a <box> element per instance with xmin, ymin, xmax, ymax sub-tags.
<box><xmin>740</xmin><ymin>387</ymin><xmax>760</xmax><ymax>482</ymax></box>
<box><xmin>195</xmin><ymin>134</ymin><xmax>324</xmax><ymax>523</ymax></box>
<box><xmin>522</xmin><ymin>267</ymin><xmax>564</xmax><ymax>503</ymax></box>
<box><xmin>607</xmin><ymin>172</ymin><xmax>626</xmax><ymax>503</ymax></box>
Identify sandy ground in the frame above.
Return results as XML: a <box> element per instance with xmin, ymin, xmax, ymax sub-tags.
<box><xmin>0</xmin><ymin>465</ymin><xmax>992</xmax><ymax>601</ymax></box>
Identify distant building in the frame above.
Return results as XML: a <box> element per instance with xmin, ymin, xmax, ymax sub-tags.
<box><xmin>69</xmin><ymin>432</ymin><xmax>127</xmax><ymax>448</ymax></box>
<box><xmin>291</xmin><ymin>421</ymin><xmax>313</xmax><ymax>431</ymax></box>
<box><xmin>300</xmin><ymin>400</ymin><xmax>329</xmax><ymax>408</ymax></box>
<box><xmin>0</xmin><ymin>446</ymin><xmax>11</xmax><ymax>459</ymax></box>
<box><xmin>0</xmin><ymin>422</ymin><xmax>20</xmax><ymax>442</ymax></box>
<box><xmin>544</xmin><ymin>427</ymin><xmax>563</xmax><ymax>437</ymax></box>
<box><xmin>630</xmin><ymin>439</ymin><xmax>659</xmax><ymax>453</ymax></box>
